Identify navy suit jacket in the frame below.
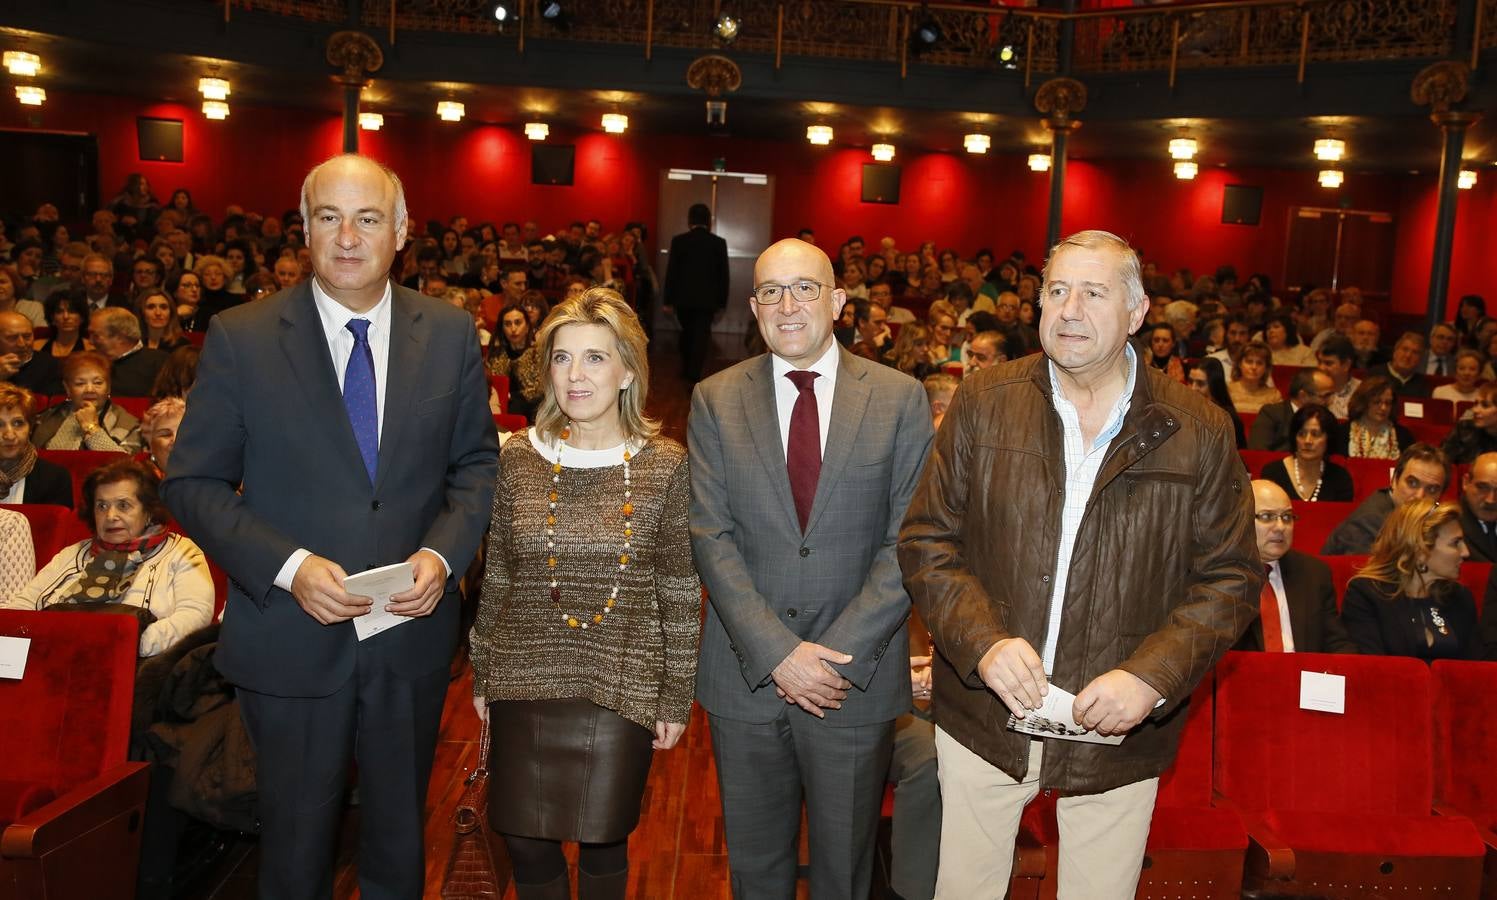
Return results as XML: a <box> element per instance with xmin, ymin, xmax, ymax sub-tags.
<box><xmin>162</xmin><ymin>281</ymin><xmax>498</xmax><ymax>697</ymax></box>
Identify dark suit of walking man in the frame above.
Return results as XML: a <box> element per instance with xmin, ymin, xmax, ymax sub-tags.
<box><xmin>664</xmin><ymin>202</ymin><xmax>729</xmax><ymax>382</ymax></box>
<box><xmin>689</xmin><ymin>238</ymin><xmax>933</xmax><ymax>898</ymax></box>
<box><xmin>162</xmin><ymin>155</ymin><xmax>498</xmax><ymax>900</ymax></box>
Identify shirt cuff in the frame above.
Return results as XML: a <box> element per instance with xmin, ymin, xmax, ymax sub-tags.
<box><xmin>274</xmin><ymin>548</ymin><xmax>313</xmax><ymax>593</ymax></box>
<box><xmin>421</xmin><ymin>547</ymin><xmax>453</xmax><ymax>578</ymax></box>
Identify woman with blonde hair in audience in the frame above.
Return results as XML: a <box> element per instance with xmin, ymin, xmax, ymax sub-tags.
<box><xmin>926</xmin><ymin>301</ymin><xmax>962</xmax><ymax>365</ymax></box>
<box><xmin>140</xmin><ymin>396</ymin><xmax>186</xmax><ymax>478</ymax></box>
<box><xmin>0</xmin><ymin>383</ymin><xmax>72</xmax><ymax>506</ymax></box>
<box><xmin>887</xmin><ymin>323</ymin><xmax>938</xmax><ymax>380</ymax></box>
<box><xmin>1434</xmin><ymin>349</ymin><xmax>1485</xmax><ymax>405</ymax></box>
<box><xmin>1343</xmin><ymin>497</ymin><xmax>1479</xmax><ymax>659</ymax></box>
<box><xmin>136</xmin><ymin>289</ymin><xmax>189</xmax><ymax>352</ymax></box>
<box><xmin>32</xmin><ymin>351</ymin><xmax>142</xmax><ymax>453</ymax></box>
<box><xmin>487</xmin><ymin>300</ymin><xmax>545</xmax><ymax>422</ymax></box>
<box><xmin>1228</xmin><ymin>340</ymin><xmax>1279</xmax><ymax>413</ymax></box>
<box><xmin>1343</xmin><ymin>375</ymin><xmax>1412</xmax><ymax>461</ymax></box>
<box><xmin>470</xmin><ymin>287</ymin><xmax>700</xmax><ymax>900</ymax></box>
<box><xmin>150</xmin><ymin>345</ymin><xmax>200</xmax><ymax>401</ymax></box>
<box><xmin>37</xmin><ymin>290</ymin><xmax>88</xmax><ymax>358</ymax></box>
<box><xmin>4</xmin><ymin>459</ymin><xmax>212</xmax><ymax>658</ymax></box>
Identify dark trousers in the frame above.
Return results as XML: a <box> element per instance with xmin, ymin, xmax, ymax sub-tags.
<box><xmin>709</xmin><ymin>710</ymin><xmax>895</xmax><ymax>900</ymax></box>
<box><xmin>888</xmin><ymin>712</ymin><xmax>940</xmax><ymax>900</ymax></box>
<box><xmin>237</xmin><ymin>635</ymin><xmax>449</xmax><ymax>900</ymax></box>
<box><xmin>677</xmin><ymin>308</ymin><xmax>716</xmax><ymax>382</ymax></box>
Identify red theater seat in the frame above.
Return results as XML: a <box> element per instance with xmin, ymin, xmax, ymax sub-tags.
<box><xmin>108</xmin><ymin>395</ymin><xmax>151</xmax><ymax>417</ymax></box>
<box><xmin>1214</xmin><ymin>651</ymin><xmax>1484</xmax><ymax>897</ymax></box>
<box><xmin>0</xmin><ymin>610</ymin><xmax>150</xmax><ymax>899</ymax></box>
<box><xmin>487</xmin><ymin>374</ymin><xmax>509</xmax><ymax>414</ymax></box>
<box><xmin>0</xmin><ymin>504</ymin><xmax>87</xmax><ymax>568</ymax></box>
<box><xmin>494</xmin><ymin>413</ymin><xmax>527</xmax><ymax>434</ymax></box>
<box><xmin>1398</xmin><ymin>397</ymin><xmax>1454</xmax><ymax>425</ymax></box>
<box><xmin>1239</xmin><ymin>449</ymin><xmax>1287</xmax><ymax>477</ymax></box>
<box><xmin>1430</xmin><ymin>660</ymin><xmax>1497</xmax><ymax>894</ymax></box>
<box><xmin>1290</xmin><ymin>501</ymin><xmax>1357</xmax><ymax>555</ymax></box>
<box><xmin>37</xmin><ymin>450</ymin><xmax>129</xmax><ymax>510</ymax></box>
<box><xmin>1321</xmin><ymin>555</ymin><xmax>1369</xmax><ymax>607</ymax></box>
<box><xmin>1336</xmin><ymin>456</ymin><xmax>1394</xmax><ymax>504</ymax></box>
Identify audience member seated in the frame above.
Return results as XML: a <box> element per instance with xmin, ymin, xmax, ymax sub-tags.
<box><xmin>924</xmin><ymin>372</ymin><xmax>958</xmax><ymax>431</ymax></box>
<box><xmin>870</xmin><ymin>281</ymin><xmax>914</xmax><ymax>325</ymax></box>
<box><xmin>964</xmin><ymin>329</ymin><xmax>1006</xmax><ymax>375</ymax></box>
<box><xmin>1144</xmin><ymin>322</ymin><xmax>1184</xmax><ymax>382</ymax></box>
<box><xmin>1455</xmin><ymin>294</ymin><xmax>1490</xmax><ymax>350</ymax></box>
<box><xmin>0</xmin><ymin>264</ymin><xmax>45</xmax><ymax>326</ymax></box>
<box><xmin>0</xmin><ymin>505</ymin><xmax>34</xmax><ymax>600</ymax></box>
<box><xmin>1351</xmin><ymin>319</ymin><xmax>1389</xmax><ymax>368</ymax></box>
<box><xmin>886</xmin><ymin>322</ymin><xmax>938</xmax><ymax>380</ymax></box>
<box><xmin>1342</xmin><ymin>375</ymin><xmax>1414</xmax><ymax>460</ymax></box>
<box><xmin>1342</xmin><ymin>497</ymin><xmax>1480</xmax><ymax>660</ymax></box>
<box><xmin>1187</xmin><ymin>357</ymin><xmax>1246</xmax><ymax>448</ymax></box>
<box><xmin>149</xmin><ymin>345</ymin><xmax>200</xmax><ymax>401</ymax></box>
<box><xmin>1261</xmin><ymin>404</ymin><xmax>1354</xmax><ymax>502</ymax></box>
<box><xmin>3</xmin><ymin>459</ymin><xmax>212</xmax><ymax>657</ymax></box>
<box><xmin>0</xmin><ymin>383</ymin><xmax>73</xmax><ymax>506</ymax></box>
<box><xmin>484</xmin><ymin>300</ymin><xmax>544</xmax><ymax>422</ymax></box>
<box><xmin>993</xmin><ymin>291</ymin><xmax>1040</xmax><ymax>356</ymax></box>
<box><xmin>1208</xmin><ymin>314</ymin><xmax>1250</xmax><ymax>371</ymax></box>
<box><xmin>32</xmin><ymin>351</ymin><xmax>143</xmax><ymax>453</ymax></box>
<box><xmin>1365</xmin><ymin>332</ymin><xmax>1432</xmax><ymax>398</ymax></box>
<box><xmin>169</xmin><ymin>270</ymin><xmax>209</xmax><ymax>333</ymax></box>
<box><xmin>141</xmin><ymin>396</ymin><xmax>185</xmax><ymax>478</ymax></box>
<box><xmin>89</xmin><ymin>307</ymin><xmax>169</xmax><ymax>397</ymax></box>
<box><xmin>1441</xmin><ymin>381</ymin><xmax>1497</xmax><ymax>465</ymax></box>
<box><xmin>849</xmin><ymin>299</ymin><xmax>892</xmax><ymax>362</ymax></box>
<box><xmin>1228</xmin><ymin>340</ymin><xmax>1280</xmax><ymax>414</ymax></box>
<box><xmin>927</xmin><ymin>303</ymin><xmax>961</xmax><ymax>365</ymax></box>
<box><xmin>1236</xmin><ymin>479</ymin><xmax>1357</xmax><ymax>653</ymax></box>
<box><xmin>1425</xmin><ymin>322</ymin><xmax>1459</xmax><ymax>376</ymax></box>
<box><xmin>1261</xmin><ymin>313</ymin><xmax>1317</xmax><ymax>367</ymax></box>
<box><xmin>136</xmin><ymin>288</ymin><xmax>190</xmax><ymax>353</ymax></box>
<box><xmin>0</xmin><ymin>309</ymin><xmax>61</xmax><ymax>396</ymax></box>
<box><xmin>1248</xmin><ymin>368</ymin><xmax>1334</xmax><ymax>452</ymax></box>
<box><xmin>1316</xmin><ymin>334</ymin><xmax>1360</xmax><ymax>419</ymax></box>
<box><xmin>37</xmin><ymin>288</ymin><xmax>89</xmax><ymax>358</ymax></box>
<box><xmin>1451</xmin><ymin>452</ymin><xmax>1497</xmax><ymax>569</ymax></box>
<box><xmin>1310</xmin><ymin>300</ymin><xmax>1359</xmax><ymax>352</ymax></box>
<box><xmin>1322</xmin><ymin>442</ymin><xmax>1449</xmax><ymax>555</ymax></box>
<box><xmin>1433</xmin><ymin>349</ymin><xmax>1484</xmax><ymax>405</ymax></box>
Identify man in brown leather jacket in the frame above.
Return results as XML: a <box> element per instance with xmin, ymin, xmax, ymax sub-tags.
<box><xmin>898</xmin><ymin>230</ymin><xmax>1259</xmax><ymax>899</ymax></box>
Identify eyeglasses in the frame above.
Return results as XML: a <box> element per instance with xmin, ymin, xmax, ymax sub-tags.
<box><xmin>1253</xmin><ymin>512</ymin><xmax>1298</xmax><ymax>524</ymax></box>
<box><xmin>752</xmin><ymin>280</ymin><xmax>831</xmax><ymax>305</ymax></box>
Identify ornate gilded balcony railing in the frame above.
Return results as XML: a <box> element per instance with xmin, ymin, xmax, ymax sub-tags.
<box><xmin>1481</xmin><ymin>0</ymin><xmax>1497</xmax><ymax>53</ymax></box>
<box><xmin>227</xmin><ymin>0</ymin><xmax>1466</xmax><ymax>80</ymax></box>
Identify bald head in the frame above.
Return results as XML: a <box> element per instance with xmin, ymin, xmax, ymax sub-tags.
<box><xmin>753</xmin><ymin>238</ymin><xmax>833</xmax><ymax>287</ymax></box>
<box><xmin>1464</xmin><ymin>452</ymin><xmax>1497</xmax><ymax>524</ymax></box>
<box><xmin>0</xmin><ymin>311</ymin><xmax>34</xmax><ymax>359</ymax></box>
<box><xmin>1252</xmin><ymin>479</ymin><xmax>1294</xmax><ymax>562</ymax></box>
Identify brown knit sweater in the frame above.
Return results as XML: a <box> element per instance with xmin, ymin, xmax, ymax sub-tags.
<box><xmin>470</xmin><ymin>432</ymin><xmax>702</xmax><ymax>729</ymax></box>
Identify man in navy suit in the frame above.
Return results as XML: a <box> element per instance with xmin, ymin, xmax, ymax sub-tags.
<box><xmin>163</xmin><ymin>154</ymin><xmax>498</xmax><ymax>900</ymax></box>
<box><xmin>663</xmin><ymin>202</ymin><xmax>729</xmax><ymax>383</ymax></box>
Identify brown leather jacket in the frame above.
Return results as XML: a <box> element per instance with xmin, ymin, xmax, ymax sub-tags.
<box><xmin>898</xmin><ymin>351</ymin><xmax>1259</xmax><ymax>794</ymax></box>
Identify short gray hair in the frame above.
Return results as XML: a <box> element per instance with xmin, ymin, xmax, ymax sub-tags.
<box><xmin>1042</xmin><ymin>229</ymin><xmax>1147</xmax><ymax>311</ymax></box>
<box><xmin>299</xmin><ymin>154</ymin><xmax>408</xmax><ymax>238</ymax></box>
<box><xmin>92</xmin><ymin>306</ymin><xmax>140</xmax><ymax>343</ymax></box>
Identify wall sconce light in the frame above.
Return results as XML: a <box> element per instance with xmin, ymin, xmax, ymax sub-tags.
<box><xmin>1027</xmin><ymin>153</ymin><xmax>1051</xmax><ymax>172</ymax></box>
<box><xmin>3</xmin><ymin>51</ymin><xmax>40</xmax><ymax>77</ymax></box>
<box><xmin>198</xmin><ymin>77</ymin><xmax>230</xmax><ymax>101</ymax></box>
<box><xmin>202</xmin><ymin>100</ymin><xmax>230</xmax><ymax>120</ymax></box>
<box><xmin>871</xmin><ymin>143</ymin><xmax>895</xmax><ymax>162</ymax></box>
<box><xmin>359</xmin><ymin>112</ymin><xmax>383</xmax><ymax>131</ymax></box>
<box><xmin>1459</xmin><ymin>169</ymin><xmax>1477</xmax><ymax>190</ymax></box>
<box><xmin>601</xmin><ymin>113</ymin><xmax>628</xmax><ymax>134</ymax></box>
<box><xmin>1173</xmin><ymin>161</ymin><xmax>1198</xmax><ymax>180</ymax></box>
<box><xmin>1318</xmin><ymin>168</ymin><xmax>1344</xmax><ymax>188</ymax></box>
<box><xmin>1314</xmin><ymin>139</ymin><xmax>1345</xmax><ymax>162</ymax></box>
<box><xmin>807</xmin><ymin>125</ymin><xmax>833</xmax><ymax>145</ymax></box>
<box><xmin>525</xmin><ymin>121</ymin><xmax>549</xmax><ymax>140</ymax></box>
<box><xmin>1169</xmin><ymin>138</ymin><xmax>1197</xmax><ymax>160</ymax></box>
<box><xmin>963</xmin><ymin>133</ymin><xmax>991</xmax><ymax>154</ymax></box>
<box><xmin>15</xmin><ymin>85</ymin><xmax>45</xmax><ymax>106</ymax></box>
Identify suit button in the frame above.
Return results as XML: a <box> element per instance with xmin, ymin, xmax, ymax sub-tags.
<box><xmin>787</xmin><ymin>609</ymin><xmax>798</xmax><ymax>618</ymax></box>
<box><xmin>799</xmin><ymin>547</ymin><xmax>810</xmax><ymax>558</ymax></box>
<box><xmin>372</xmin><ymin>500</ymin><xmax>382</xmax><ymax>511</ymax></box>
<box><xmin>1042</xmin><ymin>574</ymin><xmax>1051</xmax><ymax>583</ymax></box>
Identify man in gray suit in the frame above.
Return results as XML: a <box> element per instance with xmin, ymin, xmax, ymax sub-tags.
<box><xmin>162</xmin><ymin>154</ymin><xmax>498</xmax><ymax>900</ymax></box>
<box><xmin>689</xmin><ymin>238</ymin><xmax>933</xmax><ymax>899</ymax></box>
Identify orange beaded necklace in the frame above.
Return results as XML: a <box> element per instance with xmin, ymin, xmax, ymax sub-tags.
<box><xmin>546</xmin><ymin>425</ymin><xmax>633</xmax><ymax>630</ymax></box>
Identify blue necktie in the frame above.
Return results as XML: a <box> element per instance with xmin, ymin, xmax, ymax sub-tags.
<box><xmin>343</xmin><ymin>319</ymin><xmax>378</xmax><ymax>484</ymax></box>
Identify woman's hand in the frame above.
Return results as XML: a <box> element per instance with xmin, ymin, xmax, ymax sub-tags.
<box><xmin>74</xmin><ymin>401</ymin><xmax>99</xmax><ymax>431</ymax></box>
<box><xmin>653</xmin><ymin>720</ymin><xmax>686</xmax><ymax>750</ymax></box>
<box><xmin>473</xmin><ymin>695</ymin><xmax>488</xmax><ymax>724</ymax></box>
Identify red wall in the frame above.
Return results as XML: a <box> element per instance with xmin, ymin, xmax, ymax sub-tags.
<box><xmin>4</xmin><ymin>88</ymin><xmax>1491</xmax><ymax>317</ymax></box>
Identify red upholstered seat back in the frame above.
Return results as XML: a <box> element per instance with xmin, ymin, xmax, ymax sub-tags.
<box><xmin>1</xmin><ymin>503</ymin><xmax>88</xmax><ymax>566</ymax></box>
<box><xmin>109</xmin><ymin>395</ymin><xmax>151</xmax><ymax>416</ymax></box>
<box><xmin>38</xmin><ymin>449</ymin><xmax>131</xmax><ymax>510</ymax></box>
<box><xmin>1337</xmin><ymin>457</ymin><xmax>1394</xmax><ymax>504</ymax></box>
<box><xmin>1156</xmin><ymin>674</ymin><xmax>1213</xmax><ymax>809</ymax></box>
<box><xmin>1321</xmin><ymin>555</ymin><xmax>1369</xmax><ymax>608</ymax></box>
<box><xmin>1290</xmin><ymin>501</ymin><xmax>1357</xmax><ymax>554</ymax></box>
<box><xmin>1215</xmin><ymin>651</ymin><xmax>1433</xmax><ymax>817</ymax></box>
<box><xmin>1238</xmin><ymin>450</ymin><xmax>1287</xmax><ymax>478</ymax></box>
<box><xmin>1431</xmin><ymin>660</ymin><xmax>1497</xmax><ymax>821</ymax></box>
<box><xmin>0</xmin><ymin>610</ymin><xmax>137</xmax><ymax>797</ymax></box>
<box><xmin>1458</xmin><ymin>562</ymin><xmax>1491</xmax><ymax>616</ymax></box>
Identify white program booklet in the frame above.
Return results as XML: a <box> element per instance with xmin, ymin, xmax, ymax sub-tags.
<box><xmin>1005</xmin><ymin>683</ymin><xmax>1126</xmax><ymax>745</ymax></box>
<box><xmin>347</xmin><ymin>561</ymin><xmax>416</xmax><ymax>642</ymax></box>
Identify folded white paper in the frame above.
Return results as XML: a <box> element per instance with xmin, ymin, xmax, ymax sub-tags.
<box><xmin>1299</xmin><ymin>670</ymin><xmax>1346</xmax><ymax>714</ymax></box>
<box><xmin>1005</xmin><ymin>683</ymin><xmax>1126</xmax><ymax>745</ymax></box>
<box><xmin>0</xmin><ymin>635</ymin><xmax>31</xmax><ymax>679</ymax></box>
<box><xmin>347</xmin><ymin>562</ymin><xmax>416</xmax><ymax>642</ymax></box>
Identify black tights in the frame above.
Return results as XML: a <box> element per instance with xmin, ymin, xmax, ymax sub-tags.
<box><xmin>501</xmin><ymin>833</ymin><xmax>629</xmax><ymax>884</ymax></box>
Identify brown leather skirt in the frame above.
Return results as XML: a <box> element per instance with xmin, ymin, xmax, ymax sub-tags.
<box><xmin>486</xmin><ymin>697</ymin><xmax>654</xmax><ymax>843</ymax></box>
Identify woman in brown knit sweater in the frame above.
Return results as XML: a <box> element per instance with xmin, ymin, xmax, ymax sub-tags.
<box><xmin>470</xmin><ymin>288</ymin><xmax>701</xmax><ymax>900</ymax></box>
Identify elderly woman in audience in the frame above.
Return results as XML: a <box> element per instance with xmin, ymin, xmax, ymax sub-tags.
<box><xmin>1260</xmin><ymin>404</ymin><xmax>1354</xmax><ymax>502</ymax></box>
<box><xmin>1433</xmin><ymin>349</ymin><xmax>1485</xmax><ymax>405</ymax></box>
<box><xmin>886</xmin><ymin>323</ymin><xmax>938</xmax><ymax>381</ymax></box>
<box><xmin>37</xmin><ymin>289</ymin><xmax>88</xmax><ymax>358</ymax></box>
<box><xmin>1146</xmin><ymin>322</ymin><xmax>1185</xmax><ymax>382</ymax></box>
<box><xmin>486</xmin><ymin>300</ymin><xmax>545</xmax><ymax>422</ymax></box>
<box><xmin>32</xmin><ymin>351</ymin><xmax>142</xmax><ymax>453</ymax></box>
<box><xmin>136</xmin><ymin>289</ymin><xmax>190</xmax><ymax>352</ymax></box>
<box><xmin>1261</xmin><ymin>313</ymin><xmax>1317</xmax><ymax>367</ymax></box>
<box><xmin>0</xmin><ymin>384</ymin><xmax>72</xmax><ymax>506</ymax></box>
<box><xmin>194</xmin><ymin>255</ymin><xmax>235</xmax><ymax>319</ymax></box>
<box><xmin>141</xmin><ymin>396</ymin><xmax>185</xmax><ymax>478</ymax></box>
<box><xmin>1228</xmin><ymin>340</ymin><xmax>1280</xmax><ymax>413</ymax></box>
<box><xmin>1343</xmin><ymin>375</ymin><xmax>1412</xmax><ymax>460</ymax></box>
<box><xmin>1187</xmin><ymin>357</ymin><xmax>1246</xmax><ymax>448</ymax></box>
<box><xmin>1342</xmin><ymin>498</ymin><xmax>1479</xmax><ymax>659</ymax></box>
<box><xmin>1442</xmin><ymin>381</ymin><xmax>1497</xmax><ymax>465</ymax></box>
<box><xmin>3</xmin><ymin>459</ymin><xmax>213</xmax><ymax>657</ymax></box>
<box><xmin>0</xmin><ymin>266</ymin><xmax>45</xmax><ymax>327</ymax></box>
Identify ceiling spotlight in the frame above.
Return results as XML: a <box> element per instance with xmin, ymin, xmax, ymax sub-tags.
<box><xmin>359</xmin><ymin>112</ymin><xmax>383</xmax><ymax>131</ymax></box>
<box><xmin>713</xmin><ymin>13</ymin><xmax>740</xmax><ymax>44</ymax></box>
<box><xmin>964</xmin><ymin>133</ymin><xmax>991</xmax><ymax>154</ymax></box>
<box><xmin>871</xmin><ymin>143</ymin><xmax>895</xmax><ymax>162</ymax></box>
<box><xmin>1318</xmin><ymin>169</ymin><xmax>1344</xmax><ymax>189</ymax></box>
<box><xmin>1173</xmin><ymin>161</ymin><xmax>1198</xmax><ymax>180</ymax></box>
<box><xmin>601</xmin><ymin>113</ymin><xmax>628</xmax><ymax>134</ymax></box>
<box><xmin>807</xmin><ymin>125</ymin><xmax>833</xmax><ymax>146</ymax></box>
<box><xmin>540</xmin><ymin>1</ymin><xmax>563</xmax><ymax>18</ymax></box>
<box><xmin>437</xmin><ymin>101</ymin><xmax>464</xmax><ymax>122</ymax></box>
<box><xmin>1314</xmin><ymin>138</ymin><xmax>1345</xmax><ymax>162</ymax></box>
<box><xmin>3</xmin><ymin>51</ymin><xmax>40</xmax><ymax>77</ymax></box>
<box><xmin>1459</xmin><ymin>169</ymin><xmax>1478</xmax><ymax>190</ymax></box>
<box><xmin>913</xmin><ymin>11</ymin><xmax>942</xmax><ymax>49</ymax></box>
<box><xmin>493</xmin><ymin>2</ymin><xmax>512</xmax><ymax>22</ymax></box>
<box><xmin>1168</xmin><ymin>138</ymin><xmax>1197</xmax><ymax>160</ymax></box>
<box><xmin>525</xmin><ymin>121</ymin><xmax>549</xmax><ymax>140</ymax></box>
<box><xmin>198</xmin><ymin>77</ymin><xmax>230</xmax><ymax>101</ymax></box>
<box><xmin>1028</xmin><ymin>153</ymin><xmax>1051</xmax><ymax>172</ymax></box>
<box><xmin>202</xmin><ymin>100</ymin><xmax>230</xmax><ymax>120</ymax></box>
<box><xmin>998</xmin><ymin>45</ymin><xmax>1017</xmax><ymax>68</ymax></box>
<box><xmin>15</xmin><ymin>85</ymin><xmax>45</xmax><ymax>107</ymax></box>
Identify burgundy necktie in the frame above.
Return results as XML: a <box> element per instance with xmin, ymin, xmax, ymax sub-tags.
<box><xmin>786</xmin><ymin>370</ymin><xmax>821</xmax><ymax>533</ymax></box>
<box><xmin>1260</xmin><ymin>564</ymin><xmax>1285</xmax><ymax>652</ymax></box>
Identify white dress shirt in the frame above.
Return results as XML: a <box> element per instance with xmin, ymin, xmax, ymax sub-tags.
<box><xmin>1263</xmin><ymin>559</ymin><xmax>1296</xmax><ymax>652</ymax></box>
<box><xmin>771</xmin><ymin>340</ymin><xmax>840</xmax><ymax>461</ymax></box>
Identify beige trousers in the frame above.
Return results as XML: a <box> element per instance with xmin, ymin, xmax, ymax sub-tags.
<box><xmin>933</xmin><ymin>727</ymin><xmax>1159</xmax><ymax>900</ymax></box>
